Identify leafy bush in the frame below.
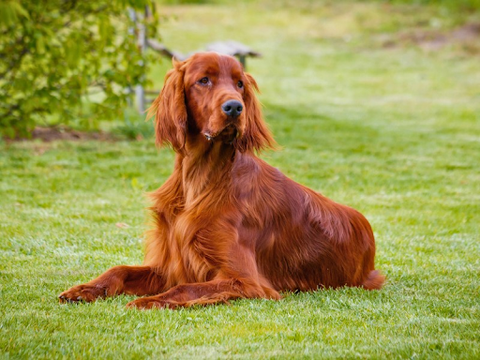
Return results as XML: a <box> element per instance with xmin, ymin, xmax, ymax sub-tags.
<box><xmin>0</xmin><ymin>0</ymin><xmax>159</xmax><ymax>139</ymax></box>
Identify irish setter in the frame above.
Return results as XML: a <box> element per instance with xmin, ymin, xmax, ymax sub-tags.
<box><xmin>59</xmin><ymin>52</ymin><xmax>384</xmax><ymax>309</ymax></box>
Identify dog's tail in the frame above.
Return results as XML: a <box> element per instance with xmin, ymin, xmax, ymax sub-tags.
<box><xmin>362</xmin><ymin>270</ymin><xmax>385</xmax><ymax>290</ymax></box>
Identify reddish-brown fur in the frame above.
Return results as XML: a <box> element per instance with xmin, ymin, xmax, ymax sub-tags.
<box><xmin>59</xmin><ymin>53</ymin><xmax>385</xmax><ymax>309</ymax></box>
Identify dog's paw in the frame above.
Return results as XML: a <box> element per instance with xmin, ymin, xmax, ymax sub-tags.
<box><xmin>58</xmin><ymin>284</ymin><xmax>106</xmax><ymax>303</ymax></box>
<box><xmin>126</xmin><ymin>297</ymin><xmax>178</xmax><ymax>310</ymax></box>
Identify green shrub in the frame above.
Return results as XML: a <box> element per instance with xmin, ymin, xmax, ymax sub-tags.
<box><xmin>0</xmin><ymin>0</ymin><xmax>159</xmax><ymax>139</ymax></box>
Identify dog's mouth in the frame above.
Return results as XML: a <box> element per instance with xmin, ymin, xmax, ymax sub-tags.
<box><xmin>204</xmin><ymin>124</ymin><xmax>239</xmax><ymax>145</ymax></box>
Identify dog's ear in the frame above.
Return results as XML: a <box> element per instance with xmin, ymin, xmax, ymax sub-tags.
<box><xmin>235</xmin><ymin>73</ymin><xmax>276</xmax><ymax>153</ymax></box>
<box><xmin>147</xmin><ymin>59</ymin><xmax>187</xmax><ymax>151</ymax></box>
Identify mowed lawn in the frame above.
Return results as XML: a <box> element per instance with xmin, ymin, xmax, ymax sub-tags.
<box><xmin>1</xmin><ymin>0</ymin><xmax>479</xmax><ymax>358</ymax></box>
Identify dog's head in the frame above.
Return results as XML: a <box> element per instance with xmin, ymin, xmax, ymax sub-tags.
<box><xmin>149</xmin><ymin>52</ymin><xmax>275</xmax><ymax>153</ymax></box>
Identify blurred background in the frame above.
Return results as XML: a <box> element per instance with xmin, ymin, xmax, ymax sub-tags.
<box><xmin>1</xmin><ymin>0</ymin><xmax>479</xmax><ymax>141</ymax></box>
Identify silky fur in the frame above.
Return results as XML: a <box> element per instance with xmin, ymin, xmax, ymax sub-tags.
<box><xmin>59</xmin><ymin>52</ymin><xmax>384</xmax><ymax>309</ymax></box>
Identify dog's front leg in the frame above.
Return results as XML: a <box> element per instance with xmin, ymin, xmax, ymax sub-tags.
<box><xmin>58</xmin><ymin>265</ymin><xmax>165</xmax><ymax>303</ymax></box>
<box><xmin>125</xmin><ymin>276</ymin><xmax>280</xmax><ymax>309</ymax></box>
<box><xmin>126</xmin><ymin>238</ymin><xmax>281</xmax><ymax>310</ymax></box>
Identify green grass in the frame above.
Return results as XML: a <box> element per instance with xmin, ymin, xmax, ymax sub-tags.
<box><xmin>1</xmin><ymin>0</ymin><xmax>480</xmax><ymax>358</ymax></box>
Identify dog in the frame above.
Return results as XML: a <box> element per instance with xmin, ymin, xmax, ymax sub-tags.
<box><xmin>59</xmin><ymin>52</ymin><xmax>384</xmax><ymax>309</ymax></box>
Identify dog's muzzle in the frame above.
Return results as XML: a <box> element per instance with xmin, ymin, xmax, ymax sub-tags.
<box><xmin>204</xmin><ymin>124</ymin><xmax>240</xmax><ymax>145</ymax></box>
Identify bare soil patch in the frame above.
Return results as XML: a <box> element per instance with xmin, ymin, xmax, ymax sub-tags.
<box><xmin>14</xmin><ymin>126</ymin><xmax>116</xmax><ymax>142</ymax></box>
<box><xmin>382</xmin><ymin>23</ymin><xmax>480</xmax><ymax>51</ymax></box>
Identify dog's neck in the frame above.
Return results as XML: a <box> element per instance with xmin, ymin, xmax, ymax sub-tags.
<box><xmin>177</xmin><ymin>135</ymin><xmax>237</xmax><ymax>206</ymax></box>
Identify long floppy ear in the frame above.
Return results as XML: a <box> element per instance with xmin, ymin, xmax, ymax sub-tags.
<box><xmin>235</xmin><ymin>73</ymin><xmax>276</xmax><ymax>153</ymax></box>
<box><xmin>147</xmin><ymin>59</ymin><xmax>187</xmax><ymax>150</ymax></box>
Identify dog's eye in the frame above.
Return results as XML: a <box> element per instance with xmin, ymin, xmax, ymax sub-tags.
<box><xmin>237</xmin><ymin>80</ymin><xmax>243</xmax><ymax>88</ymax></box>
<box><xmin>198</xmin><ymin>77</ymin><xmax>210</xmax><ymax>85</ymax></box>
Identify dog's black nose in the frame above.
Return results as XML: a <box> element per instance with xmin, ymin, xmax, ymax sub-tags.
<box><xmin>222</xmin><ymin>100</ymin><xmax>243</xmax><ymax>118</ymax></box>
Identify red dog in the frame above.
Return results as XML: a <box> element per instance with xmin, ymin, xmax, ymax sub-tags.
<box><xmin>59</xmin><ymin>53</ymin><xmax>384</xmax><ymax>309</ymax></box>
